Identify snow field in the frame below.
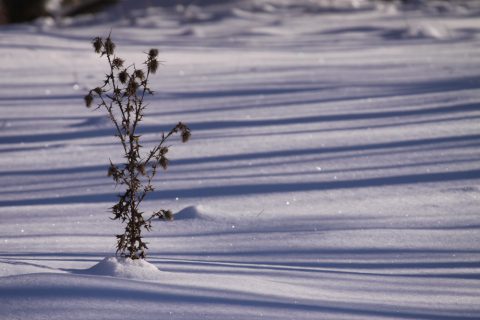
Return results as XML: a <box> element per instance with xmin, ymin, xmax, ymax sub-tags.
<box><xmin>1</xmin><ymin>1</ymin><xmax>480</xmax><ymax>319</ymax></box>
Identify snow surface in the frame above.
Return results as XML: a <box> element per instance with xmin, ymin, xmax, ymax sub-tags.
<box><xmin>79</xmin><ymin>256</ymin><xmax>163</xmax><ymax>280</ymax></box>
<box><xmin>1</xmin><ymin>0</ymin><xmax>480</xmax><ymax>319</ymax></box>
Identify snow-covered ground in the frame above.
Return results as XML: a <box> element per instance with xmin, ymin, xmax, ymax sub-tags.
<box><xmin>1</xmin><ymin>1</ymin><xmax>480</xmax><ymax>319</ymax></box>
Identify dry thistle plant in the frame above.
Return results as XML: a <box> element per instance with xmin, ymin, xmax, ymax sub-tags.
<box><xmin>84</xmin><ymin>35</ymin><xmax>191</xmax><ymax>260</ymax></box>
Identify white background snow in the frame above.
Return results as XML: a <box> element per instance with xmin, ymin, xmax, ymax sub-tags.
<box><xmin>0</xmin><ymin>0</ymin><xmax>479</xmax><ymax>319</ymax></box>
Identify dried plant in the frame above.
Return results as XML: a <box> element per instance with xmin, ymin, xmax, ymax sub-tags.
<box><xmin>84</xmin><ymin>35</ymin><xmax>191</xmax><ymax>259</ymax></box>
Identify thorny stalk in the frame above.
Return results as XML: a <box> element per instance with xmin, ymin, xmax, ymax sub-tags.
<box><xmin>84</xmin><ymin>35</ymin><xmax>191</xmax><ymax>259</ymax></box>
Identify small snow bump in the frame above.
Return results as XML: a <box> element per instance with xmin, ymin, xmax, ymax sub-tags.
<box><xmin>84</xmin><ymin>257</ymin><xmax>162</xmax><ymax>280</ymax></box>
<box><xmin>174</xmin><ymin>205</ymin><xmax>211</xmax><ymax>221</ymax></box>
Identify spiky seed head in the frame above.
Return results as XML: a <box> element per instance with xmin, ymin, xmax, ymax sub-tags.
<box><xmin>84</xmin><ymin>93</ymin><xmax>93</xmax><ymax>108</ymax></box>
<box><xmin>112</xmin><ymin>57</ymin><xmax>124</xmax><ymax>69</ymax></box>
<box><xmin>118</xmin><ymin>69</ymin><xmax>128</xmax><ymax>84</ymax></box>
<box><xmin>175</xmin><ymin>122</ymin><xmax>191</xmax><ymax>142</ymax></box>
<box><xmin>134</xmin><ymin>69</ymin><xmax>145</xmax><ymax>80</ymax></box>
<box><xmin>159</xmin><ymin>147</ymin><xmax>168</xmax><ymax>156</ymax></box>
<box><xmin>176</xmin><ymin>122</ymin><xmax>187</xmax><ymax>130</ymax></box>
<box><xmin>126</xmin><ymin>79</ymin><xmax>139</xmax><ymax>96</ymax></box>
<box><xmin>163</xmin><ymin>210</ymin><xmax>173</xmax><ymax>221</ymax></box>
<box><xmin>104</xmin><ymin>37</ymin><xmax>115</xmax><ymax>55</ymax></box>
<box><xmin>149</xmin><ymin>48</ymin><xmax>159</xmax><ymax>58</ymax></box>
<box><xmin>93</xmin><ymin>87</ymin><xmax>103</xmax><ymax>95</ymax></box>
<box><xmin>181</xmin><ymin>129</ymin><xmax>191</xmax><ymax>143</ymax></box>
<box><xmin>147</xmin><ymin>59</ymin><xmax>158</xmax><ymax>74</ymax></box>
<box><xmin>159</xmin><ymin>156</ymin><xmax>169</xmax><ymax>170</ymax></box>
<box><xmin>92</xmin><ymin>37</ymin><xmax>102</xmax><ymax>53</ymax></box>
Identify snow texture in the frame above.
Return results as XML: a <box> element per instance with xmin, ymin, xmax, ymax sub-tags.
<box><xmin>1</xmin><ymin>0</ymin><xmax>480</xmax><ymax>319</ymax></box>
<box><xmin>80</xmin><ymin>257</ymin><xmax>163</xmax><ymax>280</ymax></box>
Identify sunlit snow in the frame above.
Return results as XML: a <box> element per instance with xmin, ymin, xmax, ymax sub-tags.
<box><xmin>1</xmin><ymin>0</ymin><xmax>479</xmax><ymax>319</ymax></box>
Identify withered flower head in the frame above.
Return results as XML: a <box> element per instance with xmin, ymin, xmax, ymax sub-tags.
<box><xmin>176</xmin><ymin>122</ymin><xmax>187</xmax><ymax>130</ymax></box>
<box><xmin>104</xmin><ymin>37</ymin><xmax>115</xmax><ymax>55</ymax></box>
<box><xmin>84</xmin><ymin>93</ymin><xmax>93</xmax><ymax>108</ymax></box>
<box><xmin>181</xmin><ymin>129</ymin><xmax>191</xmax><ymax>143</ymax></box>
<box><xmin>147</xmin><ymin>58</ymin><xmax>158</xmax><ymax>74</ymax></box>
<box><xmin>159</xmin><ymin>147</ymin><xmax>169</xmax><ymax>156</ymax></box>
<box><xmin>92</xmin><ymin>37</ymin><xmax>102</xmax><ymax>53</ymax></box>
<box><xmin>93</xmin><ymin>87</ymin><xmax>103</xmax><ymax>95</ymax></box>
<box><xmin>149</xmin><ymin>49</ymin><xmax>158</xmax><ymax>58</ymax></box>
<box><xmin>163</xmin><ymin>210</ymin><xmax>173</xmax><ymax>221</ymax></box>
<box><xmin>126</xmin><ymin>79</ymin><xmax>139</xmax><ymax>96</ymax></box>
<box><xmin>134</xmin><ymin>69</ymin><xmax>145</xmax><ymax>80</ymax></box>
<box><xmin>159</xmin><ymin>156</ymin><xmax>169</xmax><ymax>170</ymax></box>
<box><xmin>118</xmin><ymin>69</ymin><xmax>128</xmax><ymax>84</ymax></box>
<box><xmin>112</xmin><ymin>57</ymin><xmax>124</xmax><ymax>69</ymax></box>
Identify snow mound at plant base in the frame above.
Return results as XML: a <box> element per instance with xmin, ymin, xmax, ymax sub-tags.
<box><xmin>85</xmin><ymin>257</ymin><xmax>162</xmax><ymax>280</ymax></box>
<box><xmin>174</xmin><ymin>205</ymin><xmax>211</xmax><ymax>220</ymax></box>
